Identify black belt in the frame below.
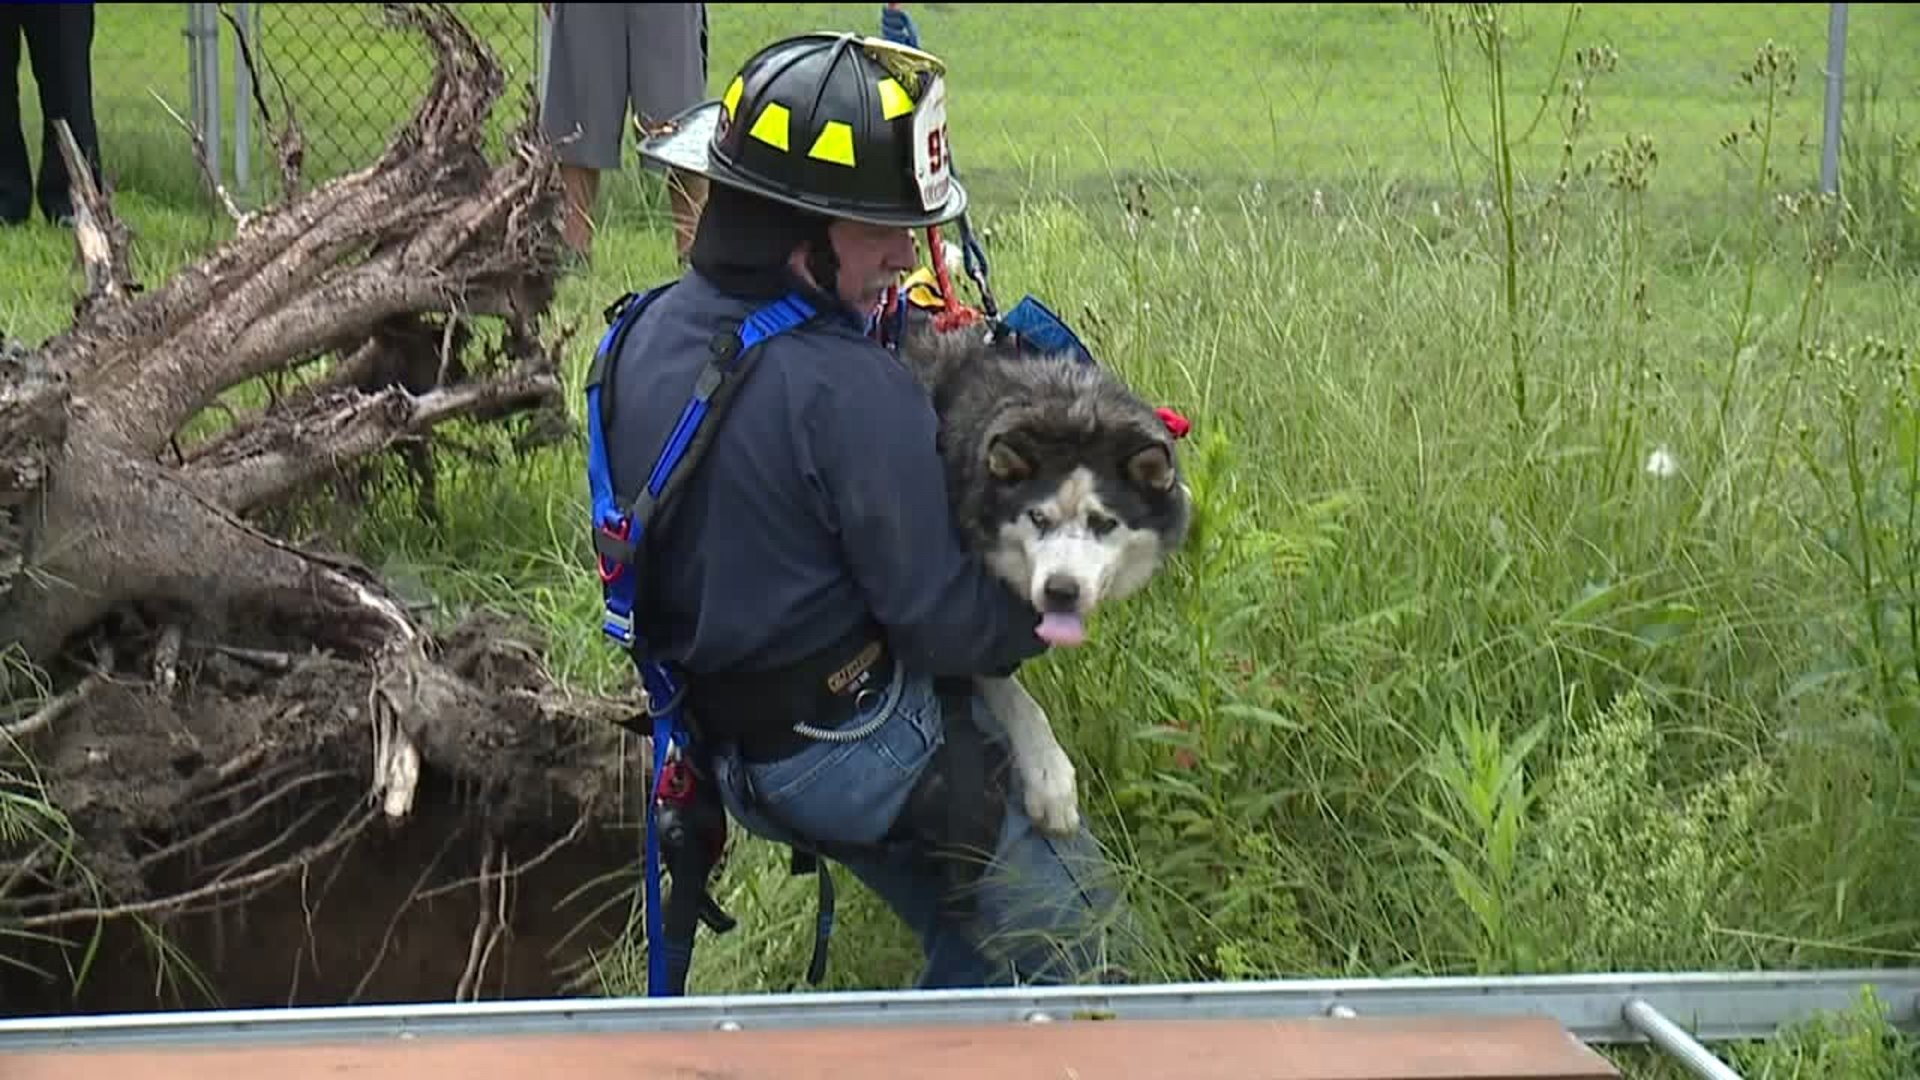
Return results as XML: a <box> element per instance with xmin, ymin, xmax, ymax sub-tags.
<box><xmin>686</xmin><ymin>622</ymin><xmax>896</xmax><ymax>763</ymax></box>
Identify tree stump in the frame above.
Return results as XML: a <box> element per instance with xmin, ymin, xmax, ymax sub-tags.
<box><xmin>0</xmin><ymin>3</ymin><xmax>649</xmax><ymax>1014</ymax></box>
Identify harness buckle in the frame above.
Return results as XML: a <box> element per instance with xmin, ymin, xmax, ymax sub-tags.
<box><xmin>596</xmin><ymin>514</ymin><xmax>635</xmax><ymax>578</ymax></box>
<box><xmin>603</xmin><ymin>293</ymin><xmax>638</xmax><ymax>327</ymax></box>
<box><xmin>602</xmin><ymin>609</ymin><xmax>635</xmax><ymax>647</ymax></box>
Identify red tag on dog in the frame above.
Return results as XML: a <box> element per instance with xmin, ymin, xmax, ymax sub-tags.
<box><xmin>1156</xmin><ymin>407</ymin><xmax>1192</xmax><ymax>440</ymax></box>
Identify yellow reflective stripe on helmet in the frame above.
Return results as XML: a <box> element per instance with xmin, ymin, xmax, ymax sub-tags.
<box><xmin>722</xmin><ymin>76</ymin><xmax>744</xmax><ymax>120</ymax></box>
<box><xmin>808</xmin><ymin>121</ymin><xmax>856</xmax><ymax>167</ymax></box>
<box><xmin>877</xmin><ymin>78</ymin><xmax>914</xmax><ymax>121</ymax></box>
<box><xmin>749</xmin><ymin>102</ymin><xmax>790</xmax><ymax>150</ymax></box>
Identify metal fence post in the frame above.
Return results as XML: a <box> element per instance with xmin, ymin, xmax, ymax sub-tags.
<box><xmin>536</xmin><ymin>4</ymin><xmax>552</xmax><ymax>110</ymax></box>
<box><xmin>233</xmin><ymin>2</ymin><xmax>254</xmax><ymax>201</ymax></box>
<box><xmin>185</xmin><ymin>2</ymin><xmax>225</xmax><ymax>197</ymax></box>
<box><xmin>185</xmin><ymin>3</ymin><xmax>202</xmax><ymax>172</ymax></box>
<box><xmin>205</xmin><ymin>2</ymin><xmax>223</xmax><ymax>193</ymax></box>
<box><xmin>1820</xmin><ymin>2</ymin><xmax>1849</xmax><ymax>196</ymax></box>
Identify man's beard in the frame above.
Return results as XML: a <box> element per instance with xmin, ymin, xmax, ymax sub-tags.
<box><xmin>859</xmin><ymin>271</ymin><xmax>903</xmax><ymax>313</ymax></box>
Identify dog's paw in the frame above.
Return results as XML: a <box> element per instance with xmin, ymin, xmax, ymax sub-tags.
<box><xmin>1020</xmin><ymin>742</ymin><xmax>1080</xmax><ymax>837</ymax></box>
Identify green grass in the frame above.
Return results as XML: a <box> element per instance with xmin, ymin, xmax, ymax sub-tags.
<box><xmin>7</xmin><ymin>3</ymin><xmax>1920</xmax><ymax>1075</ymax></box>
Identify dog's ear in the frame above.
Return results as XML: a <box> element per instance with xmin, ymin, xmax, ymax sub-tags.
<box><xmin>1127</xmin><ymin>443</ymin><xmax>1176</xmax><ymax>494</ymax></box>
<box><xmin>987</xmin><ymin>437</ymin><xmax>1032</xmax><ymax>484</ymax></box>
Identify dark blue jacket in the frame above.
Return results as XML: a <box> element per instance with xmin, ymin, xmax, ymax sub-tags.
<box><xmin>602</xmin><ymin>267</ymin><xmax>1047</xmax><ymax>680</ymax></box>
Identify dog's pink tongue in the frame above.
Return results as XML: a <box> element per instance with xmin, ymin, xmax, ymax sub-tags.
<box><xmin>1037</xmin><ymin>612</ymin><xmax>1086</xmax><ymax>647</ymax></box>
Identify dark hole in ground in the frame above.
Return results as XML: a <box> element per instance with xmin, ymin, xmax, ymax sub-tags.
<box><xmin>0</xmin><ymin>766</ymin><xmax>646</xmax><ymax>1017</ymax></box>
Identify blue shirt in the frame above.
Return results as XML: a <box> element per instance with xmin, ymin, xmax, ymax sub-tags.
<box><xmin>601</xmin><ymin>268</ymin><xmax>1047</xmax><ymax>680</ymax></box>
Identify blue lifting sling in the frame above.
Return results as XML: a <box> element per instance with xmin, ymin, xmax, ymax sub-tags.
<box><xmin>583</xmin><ymin>280</ymin><xmax>820</xmax><ymax>997</ymax></box>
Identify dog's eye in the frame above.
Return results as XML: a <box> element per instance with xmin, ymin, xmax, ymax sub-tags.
<box><xmin>1087</xmin><ymin>513</ymin><xmax>1116</xmax><ymax>537</ymax></box>
<box><xmin>1027</xmin><ymin>509</ymin><xmax>1051</xmax><ymax>531</ymax></box>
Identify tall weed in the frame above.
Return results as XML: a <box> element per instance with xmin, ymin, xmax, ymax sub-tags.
<box><xmin>295</xmin><ymin>9</ymin><xmax>1920</xmax><ymax>1052</ymax></box>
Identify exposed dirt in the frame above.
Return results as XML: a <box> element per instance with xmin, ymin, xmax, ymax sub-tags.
<box><xmin>2</xmin><ymin>782</ymin><xmax>649</xmax><ymax>1015</ymax></box>
<box><xmin>1</xmin><ymin>609</ymin><xmax>651</xmax><ymax>1016</ymax></box>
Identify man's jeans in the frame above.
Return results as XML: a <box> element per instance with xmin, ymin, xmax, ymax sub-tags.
<box><xmin>710</xmin><ymin>659</ymin><xmax>1134</xmax><ymax>988</ymax></box>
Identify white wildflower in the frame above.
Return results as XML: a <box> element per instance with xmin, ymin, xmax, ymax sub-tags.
<box><xmin>1644</xmin><ymin>445</ymin><xmax>1680</xmax><ymax>479</ymax></box>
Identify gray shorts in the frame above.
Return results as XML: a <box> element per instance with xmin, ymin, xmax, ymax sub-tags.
<box><xmin>541</xmin><ymin>3</ymin><xmax>708</xmax><ymax>171</ymax></box>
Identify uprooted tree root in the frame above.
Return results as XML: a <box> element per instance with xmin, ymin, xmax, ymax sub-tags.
<box><xmin>0</xmin><ymin>3</ymin><xmax>654</xmax><ymax>1012</ymax></box>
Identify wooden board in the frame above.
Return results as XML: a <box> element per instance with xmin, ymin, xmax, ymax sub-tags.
<box><xmin>5</xmin><ymin>1015</ymin><xmax>1621</xmax><ymax>1079</ymax></box>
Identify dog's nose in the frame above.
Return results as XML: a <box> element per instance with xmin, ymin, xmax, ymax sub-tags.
<box><xmin>1042</xmin><ymin>575</ymin><xmax>1082</xmax><ymax>611</ymax></box>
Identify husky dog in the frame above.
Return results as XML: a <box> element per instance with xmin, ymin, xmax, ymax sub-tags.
<box><xmin>896</xmin><ymin>312</ymin><xmax>1193</xmax><ymax>836</ymax></box>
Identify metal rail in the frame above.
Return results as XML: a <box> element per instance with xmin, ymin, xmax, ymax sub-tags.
<box><xmin>2</xmin><ymin>968</ymin><xmax>1915</xmax><ymax>1056</ymax></box>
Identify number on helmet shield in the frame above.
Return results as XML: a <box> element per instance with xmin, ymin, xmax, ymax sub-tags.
<box><xmin>911</xmin><ymin>75</ymin><xmax>951</xmax><ymax>211</ymax></box>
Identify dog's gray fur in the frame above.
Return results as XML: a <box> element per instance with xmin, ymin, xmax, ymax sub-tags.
<box><xmin>895</xmin><ymin>312</ymin><xmax>1193</xmax><ymax>835</ymax></box>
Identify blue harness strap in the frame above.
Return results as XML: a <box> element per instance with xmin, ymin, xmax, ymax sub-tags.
<box><xmin>583</xmin><ymin>281</ymin><xmax>819</xmax><ymax>997</ymax></box>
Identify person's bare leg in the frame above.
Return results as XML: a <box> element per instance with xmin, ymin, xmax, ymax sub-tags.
<box><xmin>667</xmin><ymin>166</ymin><xmax>707</xmax><ymax>263</ymax></box>
<box><xmin>560</xmin><ymin>162</ymin><xmax>600</xmax><ymax>258</ymax></box>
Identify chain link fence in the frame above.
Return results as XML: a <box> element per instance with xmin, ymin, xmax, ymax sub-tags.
<box><xmin>248</xmin><ymin>2</ymin><xmax>541</xmax><ymax>187</ymax></box>
<box><xmin>14</xmin><ymin>4</ymin><xmax>1919</xmax><ymax>223</ymax></box>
